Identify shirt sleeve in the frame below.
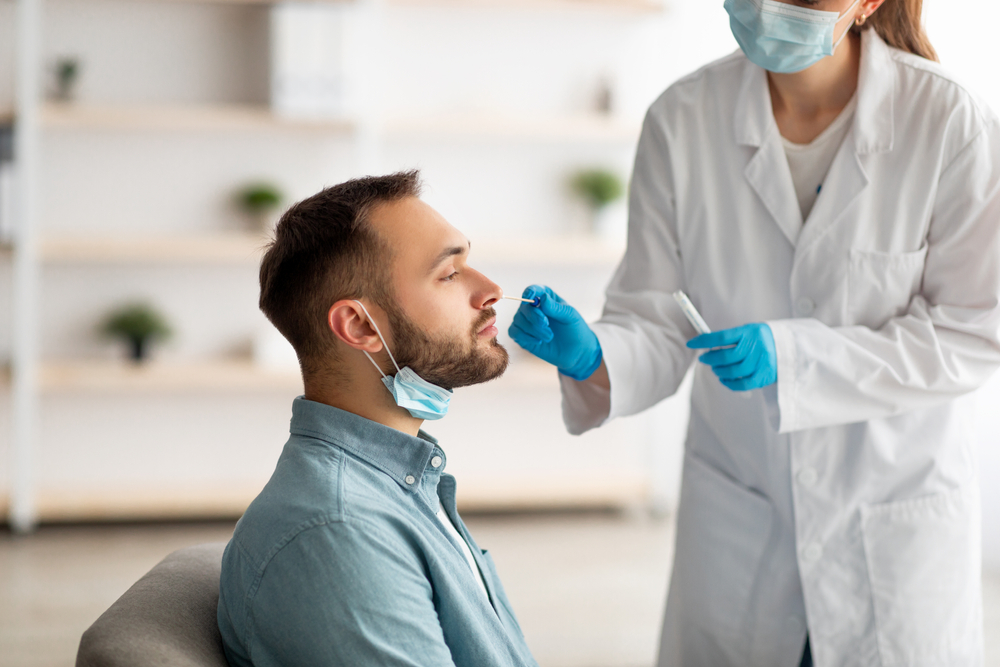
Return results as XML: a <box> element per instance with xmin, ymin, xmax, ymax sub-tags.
<box><xmin>561</xmin><ymin>104</ymin><xmax>698</xmax><ymax>435</ymax></box>
<box><xmin>243</xmin><ymin>520</ymin><xmax>457</xmax><ymax>667</ymax></box>
<box><xmin>769</xmin><ymin>116</ymin><xmax>1000</xmax><ymax>433</ymax></box>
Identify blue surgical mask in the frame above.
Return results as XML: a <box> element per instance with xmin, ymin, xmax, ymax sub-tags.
<box><xmin>353</xmin><ymin>300</ymin><xmax>453</xmax><ymax>421</ymax></box>
<box><xmin>724</xmin><ymin>0</ymin><xmax>861</xmax><ymax>74</ymax></box>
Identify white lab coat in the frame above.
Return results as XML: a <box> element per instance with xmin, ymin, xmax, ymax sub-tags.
<box><xmin>561</xmin><ymin>30</ymin><xmax>1000</xmax><ymax>667</ymax></box>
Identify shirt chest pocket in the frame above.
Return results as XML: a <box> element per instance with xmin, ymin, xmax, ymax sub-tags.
<box><xmin>848</xmin><ymin>244</ymin><xmax>928</xmax><ymax>329</ymax></box>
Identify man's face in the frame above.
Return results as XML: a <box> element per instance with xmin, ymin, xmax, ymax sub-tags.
<box><xmin>368</xmin><ymin>197</ymin><xmax>509</xmax><ymax>390</ymax></box>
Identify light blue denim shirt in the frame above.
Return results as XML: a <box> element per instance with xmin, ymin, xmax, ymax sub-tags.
<box><xmin>218</xmin><ymin>397</ymin><xmax>538</xmax><ymax>667</ymax></box>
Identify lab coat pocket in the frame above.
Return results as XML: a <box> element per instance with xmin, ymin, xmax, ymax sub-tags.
<box><xmin>860</xmin><ymin>486</ymin><xmax>982</xmax><ymax>666</ymax></box>
<box><xmin>848</xmin><ymin>244</ymin><xmax>928</xmax><ymax>329</ymax></box>
<box><xmin>673</xmin><ymin>452</ymin><xmax>774</xmax><ymax>639</ymax></box>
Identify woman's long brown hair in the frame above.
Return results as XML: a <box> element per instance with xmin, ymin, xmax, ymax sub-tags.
<box><xmin>860</xmin><ymin>0</ymin><xmax>938</xmax><ymax>62</ymax></box>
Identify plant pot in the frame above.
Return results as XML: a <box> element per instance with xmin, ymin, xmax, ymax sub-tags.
<box><xmin>590</xmin><ymin>201</ymin><xmax>628</xmax><ymax>243</ymax></box>
<box><xmin>128</xmin><ymin>336</ymin><xmax>148</xmax><ymax>363</ymax></box>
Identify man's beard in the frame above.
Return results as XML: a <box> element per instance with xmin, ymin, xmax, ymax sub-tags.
<box><xmin>384</xmin><ymin>303</ymin><xmax>509</xmax><ymax>391</ymax></box>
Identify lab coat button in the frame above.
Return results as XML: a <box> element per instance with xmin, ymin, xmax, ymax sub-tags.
<box><xmin>405</xmin><ymin>475</ymin><xmax>416</xmax><ymax>485</ymax></box>
<box><xmin>795</xmin><ymin>297</ymin><xmax>815</xmax><ymax>316</ymax></box>
<box><xmin>797</xmin><ymin>468</ymin><xmax>818</xmax><ymax>486</ymax></box>
<box><xmin>803</xmin><ymin>544</ymin><xmax>822</xmax><ymax>562</ymax></box>
<box><xmin>430</xmin><ymin>456</ymin><xmax>443</xmax><ymax>468</ymax></box>
<box><xmin>785</xmin><ymin>616</ymin><xmax>804</xmax><ymax>633</ymax></box>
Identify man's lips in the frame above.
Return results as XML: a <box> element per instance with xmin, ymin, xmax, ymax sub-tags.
<box><xmin>477</xmin><ymin>316</ymin><xmax>498</xmax><ymax>337</ymax></box>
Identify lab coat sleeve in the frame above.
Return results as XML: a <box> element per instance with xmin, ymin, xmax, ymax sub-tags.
<box><xmin>769</xmin><ymin>118</ymin><xmax>1000</xmax><ymax>433</ymax></box>
<box><xmin>561</xmin><ymin>107</ymin><xmax>698</xmax><ymax>435</ymax></box>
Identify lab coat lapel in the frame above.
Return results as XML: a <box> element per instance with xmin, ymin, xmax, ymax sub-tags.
<box><xmin>735</xmin><ymin>60</ymin><xmax>804</xmax><ymax>246</ymax></box>
<box><xmin>796</xmin><ymin>30</ymin><xmax>895</xmax><ymax>255</ymax></box>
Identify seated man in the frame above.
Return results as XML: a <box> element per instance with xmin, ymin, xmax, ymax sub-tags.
<box><xmin>217</xmin><ymin>171</ymin><xmax>537</xmax><ymax>666</ymax></box>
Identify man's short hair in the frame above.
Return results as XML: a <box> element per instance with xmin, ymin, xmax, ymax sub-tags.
<box><xmin>259</xmin><ymin>170</ymin><xmax>422</xmax><ymax>377</ymax></box>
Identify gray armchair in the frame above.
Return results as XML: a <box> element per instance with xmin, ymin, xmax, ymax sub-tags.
<box><xmin>76</xmin><ymin>542</ymin><xmax>230</xmax><ymax>667</ymax></box>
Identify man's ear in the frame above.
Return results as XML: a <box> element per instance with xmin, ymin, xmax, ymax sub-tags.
<box><xmin>328</xmin><ymin>300</ymin><xmax>384</xmax><ymax>353</ymax></box>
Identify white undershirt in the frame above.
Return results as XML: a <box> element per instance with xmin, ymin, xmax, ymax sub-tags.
<box><xmin>781</xmin><ymin>94</ymin><xmax>857</xmax><ymax>221</ymax></box>
<box><xmin>437</xmin><ymin>503</ymin><xmax>489</xmax><ymax>598</ymax></box>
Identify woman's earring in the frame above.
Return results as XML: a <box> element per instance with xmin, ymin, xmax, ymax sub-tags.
<box><xmin>855</xmin><ymin>13</ymin><xmax>867</xmax><ymax>26</ymax></box>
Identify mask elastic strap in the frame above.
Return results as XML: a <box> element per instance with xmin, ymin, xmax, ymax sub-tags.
<box><xmin>832</xmin><ymin>0</ymin><xmax>862</xmax><ymax>51</ymax></box>
<box><xmin>352</xmin><ymin>300</ymin><xmax>403</xmax><ymax>377</ymax></box>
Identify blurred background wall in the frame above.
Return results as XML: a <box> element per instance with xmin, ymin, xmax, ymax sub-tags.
<box><xmin>0</xmin><ymin>0</ymin><xmax>998</xmax><ymax>570</ymax></box>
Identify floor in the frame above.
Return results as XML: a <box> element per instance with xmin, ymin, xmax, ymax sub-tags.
<box><xmin>0</xmin><ymin>512</ymin><xmax>998</xmax><ymax>667</ymax></box>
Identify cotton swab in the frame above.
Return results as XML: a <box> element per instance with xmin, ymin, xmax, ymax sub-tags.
<box><xmin>501</xmin><ymin>295</ymin><xmax>541</xmax><ymax>307</ymax></box>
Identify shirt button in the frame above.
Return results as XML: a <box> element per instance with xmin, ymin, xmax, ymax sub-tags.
<box><xmin>797</xmin><ymin>468</ymin><xmax>818</xmax><ymax>486</ymax></box>
<box><xmin>795</xmin><ymin>297</ymin><xmax>815</xmax><ymax>316</ymax></box>
<box><xmin>404</xmin><ymin>475</ymin><xmax>416</xmax><ymax>485</ymax></box>
<box><xmin>430</xmin><ymin>456</ymin><xmax>443</xmax><ymax>468</ymax></box>
<box><xmin>803</xmin><ymin>544</ymin><xmax>822</xmax><ymax>562</ymax></box>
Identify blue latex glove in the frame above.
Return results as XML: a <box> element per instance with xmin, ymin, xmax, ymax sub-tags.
<box><xmin>686</xmin><ymin>323</ymin><xmax>777</xmax><ymax>391</ymax></box>
<box><xmin>508</xmin><ymin>285</ymin><xmax>603</xmax><ymax>381</ymax></box>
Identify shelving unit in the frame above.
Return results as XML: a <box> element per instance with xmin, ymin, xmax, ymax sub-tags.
<box><xmin>391</xmin><ymin>0</ymin><xmax>663</xmax><ymax>11</ymax></box>
<box><xmin>4</xmin><ymin>0</ymin><xmax>672</xmax><ymax>528</ymax></box>
<box><xmin>37</xmin><ymin>359</ymin><xmax>302</xmax><ymax>393</ymax></box>
<box><xmin>31</xmin><ymin>356</ymin><xmax>566</xmax><ymax>393</ymax></box>
<box><xmin>142</xmin><ymin>0</ymin><xmax>663</xmax><ymax>9</ymax></box>
<box><xmin>39</xmin><ymin>233</ymin><xmax>269</xmax><ymax>263</ymax></box>
<box><xmin>36</xmin><ymin>232</ymin><xmax>623</xmax><ymax>265</ymax></box>
<box><xmin>40</xmin><ymin>103</ymin><xmax>356</xmax><ymax>132</ymax></box>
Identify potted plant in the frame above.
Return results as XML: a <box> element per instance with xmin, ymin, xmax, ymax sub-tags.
<box><xmin>52</xmin><ymin>57</ymin><xmax>81</xmax><ymax>102</ymax></box>
<box><xmin>100</xmin><ymin>302</ymin><xmax>172</xmax><ymax>363</ymax></box>
<box><xmin>569</xmin><ymin>168</ymin><xmax>625</xmax><ymax>238</ymax></box>
<box><xmin>236</xmin><ymin>182</ymin><xmax>284</xmax><ymax>233</ymax></box>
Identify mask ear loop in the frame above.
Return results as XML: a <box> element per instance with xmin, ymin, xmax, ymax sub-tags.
<box><xmin>352</xmin><ymin>300</ymin><xmax>402</xmax><ymax>378</ymax></box>
<box><xmin>833</xmin><ymin>0</ymin><xmax>863</xmax><ymax>50</ymax></box>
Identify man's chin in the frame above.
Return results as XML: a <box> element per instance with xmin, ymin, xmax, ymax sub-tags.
<box><xmin>479</xmin><ymin>342</ymin><xmax>510</xmax><ymax>383</ymax></box>
<box><xmin>422</xmin><ymin>342</ymin><xmax>509</xmax><ymax>390</ymax></box>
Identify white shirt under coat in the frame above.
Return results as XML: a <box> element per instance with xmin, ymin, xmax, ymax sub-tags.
<box><xmin>561</xmin><ymin>30</ymin><xmax>1000</xmax><ymax>667</ymax></box>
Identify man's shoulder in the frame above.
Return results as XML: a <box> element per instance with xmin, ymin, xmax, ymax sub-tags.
<box><xmin>223</xmin><ymin>432</ymin><xmax>427</xmax><ymax>579</ymax></box>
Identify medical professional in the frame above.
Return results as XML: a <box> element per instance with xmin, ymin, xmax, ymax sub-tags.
<box><xmin>509</xmin><ymin>1</ymin><xmax>1000</xmax><ymax>666</ymax></box>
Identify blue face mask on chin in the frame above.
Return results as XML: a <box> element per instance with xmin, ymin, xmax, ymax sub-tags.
<box><xmin>353</xmin><ymin>300</ymin><xmax>453</xmax><ymax>421</ymax></box>
<box><xmin>724</xmin><ymin>0</ymin><xmax>862</xmax><ymax>74</ymax></box>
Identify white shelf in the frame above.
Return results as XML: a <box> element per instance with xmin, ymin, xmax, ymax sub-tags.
<box><xmin>28</xmin><ymin>357</ymin><xmax>562</xmax><ymax>393</ymax></box>
<box><xmin>37</xmin><ymin>360</ymin><xmax>303</xmax><ymax>393</ymax></box>
<box><xmin>391</xmin><ymin>0</ymin><xmax>664</xmax><ymax>11</ymax></box>
<box><xmin>37</xmin><ymin>104</ymin><xmax>639</xmax><ymax>143</ymax></box>
<box><xmin>0</xmin><ymin>471</ymin><xmax>647</xmax><ymax>522</ymax></box>
<box><xmin>39</xmin><ymin>232</ymin><xmax>269</xmax><ymax>263</ymax></box>
<box><xmin>33</xmin><ymin>232</ymin><xmax>624</xmax><ymax>265</ymax></box>
<box><xmin>386</xmin><ymin>112</ymin><xmax>640</xmax><ymax>143</ymax></box>
<box><xmin>40</xmin><ymin>103</ymin><xmax>356</xmax><ymax>132</ymax></box>
<box><xmin>96</xmin><ymin>0</ymin><xmax>662</xmax><ymax>9</ymax></box>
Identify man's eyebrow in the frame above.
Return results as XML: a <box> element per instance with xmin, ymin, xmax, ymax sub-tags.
<box><xmin>429</xmin><ymin>241</ymin><xmax>470</xmax><ymax>272</ymax></box>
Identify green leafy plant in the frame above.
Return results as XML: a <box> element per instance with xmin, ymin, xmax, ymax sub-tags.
<box><xmin>236</xmin><ymin>182</ymin><xmax>284</xmax><ymax>231</ymax></box>
<box><xmin>570</xmin><ymin>168</ymin><xmax>624</xmax><ymax>210</ymax></box>
<box><xmin>53</xmin><ymin>57</ymin><xmax>80</xmax><ymax>102</ymax></box>
<box><xmin>100</xmin><ymin>302</ymin><xmax>172</xmax><ymax>363</ymax></box>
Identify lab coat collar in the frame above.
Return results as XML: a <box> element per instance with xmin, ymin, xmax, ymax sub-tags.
<box><xmin>852</xmin><ymin>29</ymin><xmax>894</xmax><ymax>155</ymax></box>
<box><xmin>734</xmin><ymin>28</ymin><xmax>895</xmax><ymax>155</ymax></box>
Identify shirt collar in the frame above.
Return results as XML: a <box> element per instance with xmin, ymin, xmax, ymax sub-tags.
<box><xmin>289</xmin><ymin>397</ymin><xmax>438</xmax><ymax>491</ymax></box>
<box><xmin>734</xmin><ymin>28</ymin><xmax>894</xmax><ymax>155</ymax></box>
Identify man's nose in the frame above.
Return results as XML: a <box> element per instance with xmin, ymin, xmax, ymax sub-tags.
<box><xmin>471</xmin><ymin>269</ymin><xmax>502</xmax><ymax>308</ymax></box>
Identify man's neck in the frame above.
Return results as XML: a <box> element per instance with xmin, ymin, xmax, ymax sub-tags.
<box><xmin>304</xmin><ymin>376</ymin><xmax>424</xmax><ymax>437</ymax></box>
